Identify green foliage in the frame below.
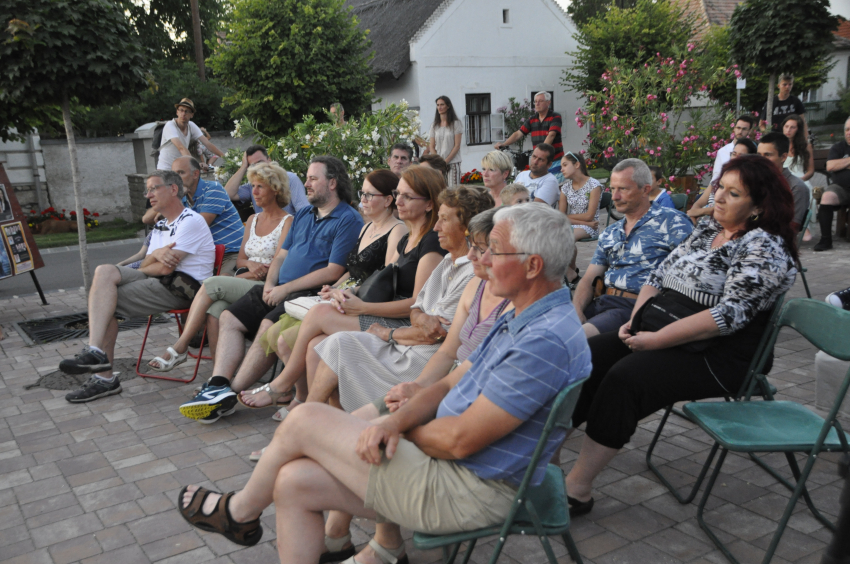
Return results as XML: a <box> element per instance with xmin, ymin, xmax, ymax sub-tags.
<box><xmin>39</xmin><ymin>61</ymin><xmax>237</xmax><ymax>138</ymax></box>
<box><xmin>119</xmin><ymin>0</ymin><xmax>226</xmax><ymax>61</ymax></box>
<box><xmin>567</xmin><ymin>0</ymin><xmax>636</xmax><ymax>29</ymax></box>
<box><xmin>563</xmin><ymin>0</ymin><xmax>694</xmax><ymax>97</ymax></box>
<box><xmin>577</xmin><ymin>46</ymin><xmax>737</xmax><ymax>185</ymax></box>
<box><xmin>209</xmin><ymin>0</ymin><xmax>375</xmax><ymax>137</ymax></box>
<box><xmin>0</xmin><ymin>0</ymin><xmax>148</xmax><ymax>141</ymax></box>
<box><xmin>218</xmin><ymin>102</ymin><xmax>420</xmax><ymax>193</ymax></box>
<box><xmin>495</xmin><ymin>97</ymin><xmax>536</xmax><ymax>150</ymax></box>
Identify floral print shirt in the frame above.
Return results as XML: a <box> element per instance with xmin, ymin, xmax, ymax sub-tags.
<box><xmin>591</xmin><ymin>205</ymin><xmax>693</xmax><ymax>294</ymax></box>
<box><xmin>645</xmin><ymin>218</ymin><xmax>796</xmax><ymax>335</ymax></box>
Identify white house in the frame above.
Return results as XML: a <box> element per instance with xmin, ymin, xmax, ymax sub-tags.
<box><xmin>347</xmin><ymin>0</ymin><xmax>584</xmax><ymax>174</ymax></box>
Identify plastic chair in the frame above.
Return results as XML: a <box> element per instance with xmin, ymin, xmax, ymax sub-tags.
<box><xmin>670</xmin><ymin>193</ymin><xmax>688</xmax><ymax>212</ymax></box>
<box><xmin>412</xmin><ymin>377</ymin><xmax>588</xmax><ymax>564</ymax></box>
<box><xmin>796</xmin><ymin>199</ymin><xmax>816</xmax><ymax>299</ymax></box>
<box><xmin>645</xmin><ymin>294</ymin><xmax>785</xmax><ymax>504</ymax></box>
<box><xmin>135</xmin><ymin>244</ymin><xmax>225</xmax><ymax>383</ymax></box>
<box><xmin>686</xmin><ymin>299</ymin><xmax>850</xmax><ymax>564</ymax></box>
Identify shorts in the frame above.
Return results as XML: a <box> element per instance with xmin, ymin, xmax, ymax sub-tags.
<box><xmin>583</xmin><ymin>294</ymin><xmax>636</xmax><ymax>334</ymax></box>
<box><xmin>825</xmin><ymin>183</ymin><xmax>850</xmax><ymax>206</ymax></box>
<box><xmin>365</xmin><ymin>438</ymin><xmax>517</xmax><ymax>534</ymax></box>
<box><xmin>203</xmin><ymin>276</ymin><xmax>263</xmax><ymax>318</ymax></box>
<box><xmin>218</xmin><ymin>252</ymin><xmax>239</xmax><ymax>277</ymax></box>
<box><xmin>112</xmin><ymin>266</ymin><xmax>190</xmax><ymax>319</ymax></box>
<box><xmin>370</xmin><ymin>360</ymin><xmax>460</xmax><ymax>416</ymax></box>
<box><xmin>225</xmin><ymin>284</ymin><xmax>286</xmax><ymax>337</ymax></box>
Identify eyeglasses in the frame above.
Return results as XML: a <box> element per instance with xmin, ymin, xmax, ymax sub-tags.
<box><xmin>465</xmin><ymin>236</ymin><xmax>488</xmax><ymax>257</ymax></box>
<box><xmin>358</xmin><ymin>190</ymin><xmax>385</xmax><ymax>201</ymax></box>
<box><xmin>144</xmin><ymin>183</ymin><xmax>170</xmax><ymax>195</ymax></box>
<box><xmin>392</xmin><ymin>190</ymin><xmax>428</xmax><ymax>203</ymax></box>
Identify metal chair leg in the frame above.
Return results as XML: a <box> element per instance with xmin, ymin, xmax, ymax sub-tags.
<box><xmin>697</xmin><ymin>448</ymin><xmax>741</xmax><ymax>564</ymax></box>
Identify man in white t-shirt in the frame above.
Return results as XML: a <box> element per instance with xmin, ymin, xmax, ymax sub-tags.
<box><xmin>710</xmin><ymin>115</ymin><xmax>755</xmax><ymax>183</ymax></box>
<box><xmin>59</xmin><ymin>170</ymin><xmax>215</xmax><ymax>403</ymax></box>
<box><xmin>156</xmin><ymin>98</ymin><xmax>225</xmax><ymax>171</ymax></box>
<box><xmin>514</xmin><ymin>143</ymin><xmax>560</xmax><ymax>207</ymax></box>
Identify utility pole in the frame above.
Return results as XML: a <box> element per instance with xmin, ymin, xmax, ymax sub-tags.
<box><xmin>190</xmin><ymin>0</ymin><xmax>205</xmax><ymax>81</ymax></box>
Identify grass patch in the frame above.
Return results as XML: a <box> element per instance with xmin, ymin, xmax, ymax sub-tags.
<box><xmin>33</xmin><ymin>219</ymin><xmax>145</xmax><ymax>249</ymax></box>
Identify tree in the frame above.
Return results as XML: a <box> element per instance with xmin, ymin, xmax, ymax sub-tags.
<box><xmin>566</xmin><ymin>0</ymin><xmax>636</xmax><ymax>29</ymax></box>
<box><xmin>729</xmin><ymin>0</ymin><xmax>838</xmax><ymax>128</ymax></box>
<box><xmin>1</xmin><ymin>0</ymin><xmax>148</xmax><ymax>291</ymax></box>
<box><xmin>209</xmin><ymin>0</ymin><xmax>374</xmax><ymax>136</ymax></box>
<box><xmin>563</xmin><ymin>0</ymin><xmax>695</xmax><ymax>96</ymax></box>
<box><xmin>119</xmin><ymin>0</ymin><xmax>226</xmax><ymax>62</ymax></box>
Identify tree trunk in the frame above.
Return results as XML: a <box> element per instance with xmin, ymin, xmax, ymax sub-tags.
<box><xmin>766</xmin><ymin>72</ymin><xmax>776</xmax><ymax>130</ymax></box>
<box><xmin>61</xmin><ymin>92</ymin><xmax>91</xmax><ymax>293</ymax></box>
<box><xmin>190</xmin><ymin>0</ymin><xmax>205</xmax><ymax>81</ymax></box>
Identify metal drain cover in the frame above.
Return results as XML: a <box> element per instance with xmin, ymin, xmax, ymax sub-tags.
<box><xmin>16</xmin><ymin>312</ymin><xmax>171</xmax><ymax>345</ymax></box>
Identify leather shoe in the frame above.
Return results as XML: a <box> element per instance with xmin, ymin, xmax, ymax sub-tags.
<box><xmin>567</xmin><ymin>495</ymin><xmax>594</xmax><ymax>518</ymax></box>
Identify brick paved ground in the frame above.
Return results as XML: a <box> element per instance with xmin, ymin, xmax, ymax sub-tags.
<box><xmin>1</xmin><ymin>225</ymin><xmax>849</xmax><ymax>564</ymax></box>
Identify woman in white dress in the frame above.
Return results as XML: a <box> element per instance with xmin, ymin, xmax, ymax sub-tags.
<box><xmin>427</xmin><ymin>96</ymin><xmax>463</xmax><ymax>185</ymax></box>
<box><xmin>558</xmin><ymin>151</ymin><xmax>601</xmax><ymax>286</ymax></box>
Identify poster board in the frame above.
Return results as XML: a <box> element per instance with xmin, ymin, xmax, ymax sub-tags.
<box><xmin>2</xmin><ymin>222</ymin><xmax>33</xmax><ymax>274</ymax></box>
<box><xmin>0</xmin><ymin>164</ymin><xmax>44</xmax><ymax>273</ymax></box>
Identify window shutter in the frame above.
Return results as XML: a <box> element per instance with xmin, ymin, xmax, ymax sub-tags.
<box><xmin>490</xmin><ymin>113</ymin><xmax>504</xmax><ymax>142</ymax></box>
<box><xmin>464</xmin><ymin>115</ymin><xmax>471</xmax><ymax>146</ymax></box>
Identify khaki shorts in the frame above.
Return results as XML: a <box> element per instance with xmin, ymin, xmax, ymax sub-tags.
<box><xmin>825</xmin><ymin>183</ymin><xmax>850</xmax><ymax>206</ymax></box>
<box><xmin>365</xmin><ymin>438</ymin><xmax>517</xmax><ymax>534</ymax></box>
<box><xmin>219</xmin><ymin>252</ymin><xmax>239</xmax><ymax>277</ymax></box>
<box><xmin>203</xmin><ymin>276</ymin><xmax>263</xmax><ymax>318</ymax></box>
<box><xmin>113</xmin><ymin>266</ymin><xmax>190</xmax><ymax>319</ymax></box>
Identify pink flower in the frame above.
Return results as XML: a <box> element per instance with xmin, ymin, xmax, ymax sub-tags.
<box><xmin>687</xmin><ymin>43</ymin><xmax>695</xmax><ymax>52</ymax></box>
<box><xmin>613</xmin><ymin>116</ymin><xmax>618</xmax><ymax>121</ymax></box>
<box><xmin>668</xmin><ymin>176</ymin><xmax>675</xmax><ymax>182</ymax></box>
<box><xmin>649</xmin><ymin>150</ymin><xmax>655</xmax><ymax>155</ymax></box>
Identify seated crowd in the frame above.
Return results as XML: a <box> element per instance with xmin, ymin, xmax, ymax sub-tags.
<box><xmin>56</xmin><ymin>106</ymin><xmax>809</xmax><ymax>563</ymax></box>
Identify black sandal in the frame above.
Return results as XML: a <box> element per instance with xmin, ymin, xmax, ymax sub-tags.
<box><xmin>178</xmin><ymin>486</ymin><xmax>263</xmax><ymax>546</ymax></box>
<box><xmin>567</xmin><ymin>494</ymin><xmax>594</xmax><ymax>518</ymax></box>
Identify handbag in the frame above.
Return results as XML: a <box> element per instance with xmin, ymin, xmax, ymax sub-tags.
<box><xmin>284</xmin><ymin>296</ymin><xmax>330</xmax><ymax>321</ymax></box>
<box><xmin>356</xmin><ymin>264</ymin><xmax>398</xmax><ymax>303</ymax></box>
<box><xmin>631</xmin><ymin>289</ymin><xmax>718</xmax><ymax>353</ymax></box>
<box><xmin>159</xmin><ymin>271</ymin><xmax>201</xmax><ymax>302</ymax></box>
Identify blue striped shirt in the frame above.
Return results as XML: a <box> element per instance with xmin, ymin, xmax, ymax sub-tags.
<box><xmin>185</xmin><ymin>179</ymin><xmax>245</xmax><ymax>253</ymax></box>
<box><xmin>436</xmin><ymin>288</ymin><xmax>592</xmax><ymax>486</ymax></box>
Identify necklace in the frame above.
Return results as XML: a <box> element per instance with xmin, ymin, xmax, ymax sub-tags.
<box><xmin>368</xmin><ymin>213</ymin><xmax>396</xmax><ymax>239</ymax></box>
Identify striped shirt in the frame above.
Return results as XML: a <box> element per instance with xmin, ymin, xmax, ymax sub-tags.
<box><xmin>519</xmin><ymin>110</ymin><xmax>563</xmax><ymax>160</ymax></box>
<box><xmin>436</xmin><ymin>288</ymin><xmax>592</xmax><ymax>486</ymax></box>
<box><xmin>185</xmin><ymin>179</ymin><xmax>245</xmax><ymax>253</ymax></box>
<box><xmin>411</xmin><ymin>254</ymin><xmax>475</xmax><ymax>331</ymax></box>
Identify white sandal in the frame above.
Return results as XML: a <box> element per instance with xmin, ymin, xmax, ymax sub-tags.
<box><xmin>341</xmin><ymin>539</ymin><xmax>407</xmax><ymax>564</ymax></box>
<box><xmin>272</xmin><ymin>398</ymin><xmax>303</xmax><ymax>422</ymax></box>
<box><xmin>248</xmin><ymin>447</ymin><xmax>266</xmax><ymax>462</ymax></box>
<box><xmin>148</xmin><ymin>347</ymin><xmax>188</xmax><ymax>372</ymax></box>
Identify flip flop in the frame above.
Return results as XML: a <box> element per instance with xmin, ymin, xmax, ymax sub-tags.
<box><xmin>178</xmin><ymin>486</ymin><xmax>262</xmax><ymax>546</ymax></box>
<box><xmin>237</xmin><ymin>383</ymin><xmax>295</xmax><ymax>409</ymax></box>
<box><xmin>272</xmin><ymin>398</ymin><xmax>303</xmax><ymax>422</ymax></box>
<box><xmin>148</xmin><ymin>347</ymin><xmax>188</xmax><ymax>372</ymax></box>
<box><xmin>341</xmin><ymin>539</ymin><xmax>407</xmax><ymax>564</ymax></box>
<box><xmin>248</xmin><ymin>447</ymin><xmax>266</xmax><ymax>462</ymax></box>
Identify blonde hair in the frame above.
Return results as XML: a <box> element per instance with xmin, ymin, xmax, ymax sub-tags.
<box><xmin>500</xmin><ymin>183</ymin><xmax>529</xmax><ymax>205</ymax></box>
<box><xmin>247</xmin><ymin>161</ymin><xmax>291</xmax><ymax>208</ymax></box>
<box><xmin>481</xmin><ymin>150</ymin><xmax>513</xmax><ymax>174</ymax></box>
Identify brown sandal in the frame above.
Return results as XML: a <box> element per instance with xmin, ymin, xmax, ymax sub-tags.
<box><xmin>178</xmin><ymin>486</ymin><xmax>263</xmax><ymax>546</ymax></box>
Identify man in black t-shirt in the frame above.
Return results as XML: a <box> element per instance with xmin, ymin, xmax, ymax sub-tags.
<box><xmin>759</xmin><ymin>74</ymin><xmax>806</xmax><ymax>132</ymax></box>
<box><xmin>815</xmin><ymin>116</ymin><xmax>850</xmax><ymax>251</ymax></box>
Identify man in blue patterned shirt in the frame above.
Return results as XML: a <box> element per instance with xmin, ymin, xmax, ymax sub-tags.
<box><xmin>573</xmin><ymin>158</ymin><xmax>693</xmax><ymax>338</ymax></box>
<box><xmin>172</xmin><ymin>156</ymin><xmax>245</xmax><ymax>275</ymax></box>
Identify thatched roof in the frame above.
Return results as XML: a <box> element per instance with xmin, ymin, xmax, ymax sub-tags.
<box><xmin>345</xmin><ymin>0</ymin><xmax>452</xmax><ymax>79</ymax></box>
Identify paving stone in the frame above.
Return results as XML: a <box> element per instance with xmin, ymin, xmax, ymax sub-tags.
<box><xmin>594</xmin><ymin>540</ymin><xmax>681</xmax><ymax>564</ymax></box>
<box><xmin>2</xmin><ymin>538</ymin><xmax>37</xmax><ymax>561</ymax></box>
<box><xmin>599</xmin><ymin>474</ymin><xmax>668</xmax><ymax>505</ymax></box>
<box><xmin>30</xmin><ymin>512</ymin><xmax>103</xmax><ymax>548</ymax></box>
<box><xmin>594</xmin><ymin>504</ymin><xmax>675</xmax><ymax>541</ymax></box>
<box><xmin>96</xmin><ymin>500</ymin><xmax>146</xmax><ymax>526</ymax></box>
<box><xmin>128</xmin><ymin>511</ymin><xmax>193</xmax><ymax>545</ymax></box>
<box><xmin>55</xmin><ymin>451</ymin><xmax>110</xmax><ymax>477</ymax></box>
<box><xmin>643</xmin><ymin>527</ymin><xmax>713</xmax><ymax>561</ymax></box>
<box><xmin>0</xmin><ymin>524</ymin><xmax>30</xmax><ymax>548</ymax></box>
<box><xmin>141</xmin><ymin>530</ymin><xmax>205</xmax><ymax>561</ymax></box>
<box><xmin>117</xmin><ymin>459</ymin><xmax>178</xmax><ymax>483</ymax></box>
<box><xmin>48</xmin><ymin>534</ymin><xmax>103</xmax><ymax>564</ymax></box>
<box><xmin>13</xmin><ymin>475</ymin><xmax>70</xmax><ymax>505</ymax></box>
<box><xmin>0</xmin><ymin>468</ymin><xmax>33</xmax><ymax>490</ymax></box>
<box><xmin>78</xmin><ymin>482</ymin><xmax>143</xmax><ymax>512</ymax></box>
<box><xmin>81</xmin><ymin>543</ymin><xmax>151</xmax><ymax>564</ymax></box>
<box><xmin>575</xmin><ymin>531</ymin><xmax>630</xmax><ymax>559</ymax></box>
<box><xmin>1</xmin><ymin>547</ymin><xmax>54</xmax><ymax>564</ymax></box>
<box><xmin>95</xmin><ymin>525</ymin><xmax>137</xmax><ymax>552</ymax></box>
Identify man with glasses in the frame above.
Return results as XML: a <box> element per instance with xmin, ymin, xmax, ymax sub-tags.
<box><xmin>178</xmin><ymin>155</ymin><xmax>363</xmax><ymax>423</ymax></box>
<box><xmin>60</xmin><ymin>171</ymin><xmax>215</xmax><ymax>402</ymax></box>
<box><xmin>572</xmin><ymin>159</ymin><xmax>693</xmax><ymax>338</ymax></box>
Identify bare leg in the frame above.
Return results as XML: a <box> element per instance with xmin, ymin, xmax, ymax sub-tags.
<box><xmin>564</xmin><ymin>435</ymin><xmax>619</xmax><ymax>502</ymax></box>
<box><xmin>230</xmin><ymin>319</ymin><xmax>278</xmax><ymax>392</ymax></box>
<box><xmin>87</xmin><ymin>265</ymin><xmax>121</xmax><ymax>348</ymax></box>
<box><xmin>306</xmin><ymin>359</ymin><xmax>340</xmax><ymax>404</ymax></box>
<box><xmin>277</xmin><ymin>333</ymin><xmax>292</xmax><ymax>363</ymax></box>
<box><xmin>150</xmin><ymin>286</ymin><xmax>215</xmax><ymax>368</ymax></box>
<box><xmin>209</xmin><ymin>311</ymin><xmax>250</xmax><ymax>380</ymax></box>
<box><xmin>304</xmin><ymin>335</ymin><xmax>328</xmax><ymax>389</ymax></box>
<box><xmin>207</xmin><ymin>315</ymin><xmax>220</xmax><ymax>358</ymax></box>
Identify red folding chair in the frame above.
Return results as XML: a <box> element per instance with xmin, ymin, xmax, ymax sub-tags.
<box><xmin>136</xmin><ymin>244</ymin><xmax>225</xmax><ymax>383</ymax></box>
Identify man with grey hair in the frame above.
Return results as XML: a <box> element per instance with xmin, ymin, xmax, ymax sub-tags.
<box><xmin>175</xmin><ymin>204</ymin><xmax>592</xmax><ymax>564</ymax></box>
<box><xmin>60</xmin><ymin>170</ymin><xmax>215</xmax><ymax>402</ymax></box>
<box><xmin>573</xmin><ymin>158</ymin><xmax>693</xmax><ymax>338</ymax></box>
<box><xmin>495</xmin><ymin>91</ymin><xmax>563</xmax><ymax>161</ymax></box>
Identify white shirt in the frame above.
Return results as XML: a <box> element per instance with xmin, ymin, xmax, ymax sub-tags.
<box><xmin>515</xmin><ymin>171</ymin><xmax>560</xmax><ymax>207</ymax></box>
<box><xmin>157</xmin><ymin>119</ymin><xmax>204</xmax><ymax>170</ymax></box>
<box><xmin>147</xmin><ymin>208</ymin><xmax>215</xmax><ymax>281</ymax></box>
<box><xmin>711</xmin><ymin>142</ymin><xmax>735</xmax><ymax>183</ymax></box>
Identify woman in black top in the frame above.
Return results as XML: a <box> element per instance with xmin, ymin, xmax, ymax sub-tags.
<box><xmin>241</xmin><ymin>166</ymin><xmax>447</xmax><ymax>410</ymax></box>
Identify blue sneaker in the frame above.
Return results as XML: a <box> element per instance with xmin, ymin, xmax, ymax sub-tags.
<box><xmin>179</xmin><ymin>381</ymin><xmax>237</xmax><ymax>423</ymax></box>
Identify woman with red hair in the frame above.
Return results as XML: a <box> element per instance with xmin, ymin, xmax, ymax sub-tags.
<box><xmin>564</xmin><ymin>154</ymin><xmax>798</xmax><ymax>517</ymax></box>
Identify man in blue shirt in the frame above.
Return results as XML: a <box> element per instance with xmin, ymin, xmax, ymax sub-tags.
<box><xmin>573</xmin><ymin>159</ymin><xmax>693</xmax><ymax>339</ymax></box>
<box><xmin>172</xmin><ymin>156</ymin><xmax>244</xmax><ymax>274</ymax></box>
<box><xmin>176</xmin><ymin>205</ymin><xmax>593</xmax><ymax>563</ymax></box>
<box><xmin>223</xmin><ymin>145</ymin><xmax>309</xmax><ymax>215</ymax></box>
<box><xmin>179</xmin><ymin>155</ymin><xmax>363</xmax><ymax>423</ymax></box>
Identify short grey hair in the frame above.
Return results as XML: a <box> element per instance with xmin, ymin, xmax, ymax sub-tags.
<box><xmin>493</xmin><ymin>203</ymin><xmax>573</xmax><ymax>283</ymax></box>
<box><xmin>467</xmin><ymin>208</ymin><xmax>499</xmax><ymax>241</ymax></box>
<box><xmin>612</xmin><ymin>158</ymin><xmax>653</xmax><ymax>189</ymax></box>
<box><xmin>535</xmin><ymin>91</ymin><xmax>552</xmax><ymax>102</ymax></box>
<box><xmin>147</xmin><ymin>170</ymin><xmax>184</xmax><ymax>198</ymax></box>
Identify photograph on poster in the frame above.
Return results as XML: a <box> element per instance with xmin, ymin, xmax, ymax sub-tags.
<box><xmin>0</xmin><ymin>184</ymin><xmax>13</xmax><ymax>223</ymax></box>
<box><xmin>2</xmin><ymin>221</ymin><xmax>33</xmax><ymax>274</ymax></box>
<box><xmin>0</xmin><ymin>236</ymin><xmax>11</xmax><ymax>279</ymax></box>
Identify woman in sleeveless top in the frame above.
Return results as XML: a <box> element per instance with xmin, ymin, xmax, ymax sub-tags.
<box><xmin>782</xmin><ymin>114</ymin><xmax>814</xmax><ymax>188</ymax></box>
<box><xmin>558</xmin><ymin>151</ymin><xmax>601</xmax><ymax>286</ymax></box>
<box><xmin>147</xmin><ymin>161</ymin><xmax>292</xmax><ymax>371</ymax></box>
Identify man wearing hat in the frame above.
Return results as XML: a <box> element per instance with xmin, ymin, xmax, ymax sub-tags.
<box><xmin>156</xmin><ymin>98</ymin><xmax>225</xmax><ymax>171</ymax></box>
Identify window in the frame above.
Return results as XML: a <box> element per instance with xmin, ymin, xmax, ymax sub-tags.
<box><xmin>502</xmin><ymin>9</ymin><xmax>510</xmax><ymax>24</ymax></box>
<box><xmin>531</xmin><ymin>91</ymin><xmax>555</xmax><ymax>111</ymax></box>
<box><xmin>465</xmin><ymin>94</ymin><xmax>491</xmax><ymax>145</ymax></box>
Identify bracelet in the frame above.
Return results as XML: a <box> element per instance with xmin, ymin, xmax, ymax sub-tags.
<box><xmin>387</xmin><ymin>329</ymin><xmax>397</xmax><ymax>346</ymax></box>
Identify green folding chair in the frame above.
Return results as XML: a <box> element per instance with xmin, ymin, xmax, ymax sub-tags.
<box><xmin>685</xmin><ymin>299</ymin><xmax>850</xmax><ymax>564</ymax></box>
<box><xmin>412</xmin><ymin>377</ymin><xmax>588</xmax><ymax>564</ymax></box>
<box><xmin>645</xmin><ymin>295</ymin><xmax>785</xmax><ymax>504</ymax></box>
<box><xmin>671</xmin><ymin>193</ymin><xmax>688</xmax><ymax>212</ymax></box>
<box><xmin>796</xmin><ymin>198</ymin><xmax>816</xmax><ymax>299</ymax></box>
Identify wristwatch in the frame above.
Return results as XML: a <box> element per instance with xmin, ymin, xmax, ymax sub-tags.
<box><xmin>387</xmin><ymin>329</ymin><xmax>397</xmax><ymax>346</ymax></box>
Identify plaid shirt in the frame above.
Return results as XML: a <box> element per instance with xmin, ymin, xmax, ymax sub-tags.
<box><xmin>520</xmin><ymin>109</ymin><xmax>563</xmax><ymax>159</ymax></box>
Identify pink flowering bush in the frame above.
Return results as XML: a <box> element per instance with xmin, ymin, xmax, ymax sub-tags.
<box><xmin>575</xmin><ymin>45</ymin><xmax>738</xmax><ymax>191</ymax></box>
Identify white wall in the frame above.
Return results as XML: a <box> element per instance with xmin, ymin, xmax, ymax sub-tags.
<box><xmin>399</xmin><ymin>0</ymin><xmax>582</xmax><ymax>173</ymax></box>
<box><xmin>818</xmin><ymin>49</ymin><xmax>850</xmax><ymax>101</ymax></box>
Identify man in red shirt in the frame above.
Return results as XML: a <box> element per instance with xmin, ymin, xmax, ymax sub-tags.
<box><xmin>495</xmin><ymin>92</ymin><xmax>563</xmax><ymax>161</ymax></box>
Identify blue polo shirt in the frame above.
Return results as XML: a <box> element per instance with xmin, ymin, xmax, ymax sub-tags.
<box><xmin>184</xmin><ymin>179</ymin><xmax>244</xmax><ymax>253</ymax></box>
<box><xmin>436</xmin><ymin>288</ymin><xmax>592</xmax><ymax>487</ymax></box>
<box><xmin>237</xmin><ymin>172</ymin><xmax>309</xmax><ymax>215</ymax></box>
<box><xmin>277</xmin><ymin>201</ymin><xmax>363</xmax><ymax>285</ymax></box>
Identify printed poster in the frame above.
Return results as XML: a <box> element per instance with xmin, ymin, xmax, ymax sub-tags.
<box><xmin>2</xmin><ymin>221</ymin><xmax>33</xmax><ymax>274</ymax></box>
<box><xmin>0</xmin><ymin>233</ymin><xmax>11</xmax><ymax>279</ymax></box>
<box><xmin>0</xmin><ymin>184</ymin><xmax>13</xmax><ymax>223</ymax></box>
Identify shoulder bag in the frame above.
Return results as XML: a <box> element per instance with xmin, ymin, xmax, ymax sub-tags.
<box><xmin>630</xmin><ymin>289</ymin><xmax>718</xmax><ymax>353</ymax></box>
